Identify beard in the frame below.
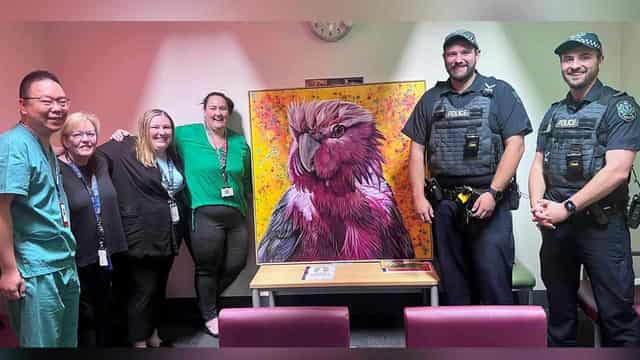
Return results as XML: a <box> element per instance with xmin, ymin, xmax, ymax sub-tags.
<box><xmin>446</xmin><ymin>61</ymin><xmax>477</xmax><ymax>83</ymax></box>
<box><xmin>562</xmin><ymin>64</ymin><xmax>599</xmax><ymax>91</ymax></box>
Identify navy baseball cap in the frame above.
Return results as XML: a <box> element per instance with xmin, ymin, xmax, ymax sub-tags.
<box><xmin>554</xmin><ymin>32</ymin><xmax>603</xmax><ymax>55</ymax></box>
<box><xmin>443</xmin><ymin>29</ymin><xmax>479</xmax><ymax>50</ymax></box>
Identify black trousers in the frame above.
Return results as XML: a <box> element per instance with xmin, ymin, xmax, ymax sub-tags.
<box><xmin>541</xmin><ymin>212</ymin><xmax>640</xmax><ymax>347</ymax></box>
<box><xmin>185</xmin><ymin>205</ymin><xmax>248</xmax><ymax>321</ymax></box>
<box><xmin>432</xmin><ymin>199</ymin><xmax>514</xmax><ymax>305</ymax></box>
<box><xmin>125</xmin><ymin>255</ymin><xmax>174</xmax><ymax>342</ymax></box>
<box><xmin>77</xmin><ymin>263</ymin><xmax>113</xmax><ymax>347</ymax></box>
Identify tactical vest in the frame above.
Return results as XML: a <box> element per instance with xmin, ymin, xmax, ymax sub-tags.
<box><xmin>540</xmin><ymin>87</ymin><xmax>622</xmax><ymax>200</ymax></box>
<box><xmin>427</xmin><ymin>84</ymin><xmax>503</xmax><ymax>181</ymax></box>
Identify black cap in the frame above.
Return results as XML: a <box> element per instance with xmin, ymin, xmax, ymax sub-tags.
<box><xmin>443</xmin><ymin>29</ymin><xmax>479</xmax><ymax>50</ymax></box>
<box><xmin>554</xmin><ymin>32</ymin><xmax>603</xmax><ymax>55</ymax></box>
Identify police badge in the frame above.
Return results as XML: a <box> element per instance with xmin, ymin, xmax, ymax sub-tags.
<box><xmin>616</xmin><ymin>100</ymin><xmax>637</xmax><ymax>122</ymax></box>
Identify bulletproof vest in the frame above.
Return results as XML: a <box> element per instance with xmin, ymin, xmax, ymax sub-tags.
<box><xmin>427</xmin><ymin>83</ymin><xmax>503</xmax><ymax>180</ymax></box>
<box><xmin>540</xmin><ymin>88</ymin><xmax>621</xmax><ymax>200</ymax></box>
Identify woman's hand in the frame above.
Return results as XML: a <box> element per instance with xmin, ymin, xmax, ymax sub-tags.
<box><xmin>111</xmin><ymin>129</ymin><xmax>131</xmax><ymax>142</ymax></box>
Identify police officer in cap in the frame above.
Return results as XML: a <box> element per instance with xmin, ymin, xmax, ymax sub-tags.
<box><xmin>529</xmin><ymin>32</ymin><xmax>640</xmax><ymax>346</ymax></box>
<box><xmin>402</xmin><ymin>30</ymin><xmax>532</xmax><ymax>305</ymax></box>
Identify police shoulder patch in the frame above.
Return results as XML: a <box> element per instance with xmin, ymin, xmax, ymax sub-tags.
<box><xmin>616</xmin><ymin>100</ymin><xmax>637</xmax><ymax>122</ymax></box>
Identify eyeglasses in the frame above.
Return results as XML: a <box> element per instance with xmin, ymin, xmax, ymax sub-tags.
<box><xmin>67</xmin><ymin>131</ymin><xmax>97</xmax><ymax>140</ymax></box>
<box><xmin>22</xmin><ymin>96</ymin><xmax>70</xmax><ymax>108</ymax></box>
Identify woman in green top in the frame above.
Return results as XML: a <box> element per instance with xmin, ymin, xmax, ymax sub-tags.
<box><xmin>174</xmin><ymin>92</ymin><xmax>251</xmax><ymax>337</ymax></box>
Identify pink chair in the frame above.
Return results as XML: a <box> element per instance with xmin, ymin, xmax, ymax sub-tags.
<box><xmin>404</xmin><ymin>305</ymin><xmax>547</xmax><ymax>347</ymax></box>
<box><xmin>0</xmin><ymin>314</ymin><xmax>18</xmax><ymax>348</ymax></box>
<box><xmin>218</xmin><ymin>306</ymin><xmax>350</xmax><ymax>347</ymax></box>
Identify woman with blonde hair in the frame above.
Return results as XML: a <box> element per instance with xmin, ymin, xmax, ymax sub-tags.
<box><xmin>58</xmin><ymin>112</ymin><xmax>128</xmax><ymax>347</ymax></box>
<box><xmin>100</xmin><ymin>109</ymin><xmax>187</xmax><ymax>347</ymax></box>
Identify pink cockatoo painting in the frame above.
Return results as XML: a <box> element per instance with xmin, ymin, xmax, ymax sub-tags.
<box><xmin>257</xmin><ymin>100</ymin><xmax>414</xmax><ymax>262</ymax></box>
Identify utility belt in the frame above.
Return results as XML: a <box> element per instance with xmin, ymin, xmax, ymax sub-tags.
<box><xmin>582</xmin><ymin>201</ymin><xmax>626</xmax><ymax>226</ymax></box>
<box><xmin>425</xmin><ymin>178</ymin><xmax>520</xmax><ymax>211</ymax></box>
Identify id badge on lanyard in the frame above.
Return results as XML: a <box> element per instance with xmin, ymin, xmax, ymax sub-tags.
<box><xmin>59</xmin><ymin>200</ymin><xmax>70</xmax><ymax>227</ymax></box>
<box><xmin>169</xmin><ymin>199</ymin><xmax>180</xmax><ymax>223</ymax></box>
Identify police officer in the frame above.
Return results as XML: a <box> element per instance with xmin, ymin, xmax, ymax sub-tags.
<box><xmin>530</xmin><ymin>32</ymin><xmax>640</xmax><ymax>346</ymax></box>
<box><xmin>403</xmin><ymin>30</ymin><xmax>532</xmax><ymax>305</ymax></box>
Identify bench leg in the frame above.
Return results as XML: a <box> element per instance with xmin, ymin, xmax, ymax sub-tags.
<box><xmin>251</xmin><ymin>290</ymin><xmax>276</xmax><ymax>307</ymax></box>
<box><xmin>251</xmin><ymin>289</ymin><xmax>260</xmax><ymax>308</ymax></box>
<box><xmin>430</xmin><ymin>286</ymin><xmax>439</xmax><ymax>306</ymax></box>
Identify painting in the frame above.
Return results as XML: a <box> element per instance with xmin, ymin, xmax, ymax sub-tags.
<box><xmin>249</xmin><ymin>81</ymin><xmax>429</xmax><ymax>264</ymax></box>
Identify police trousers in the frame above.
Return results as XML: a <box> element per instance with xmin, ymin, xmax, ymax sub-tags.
<box><xmin>432</xmin><ymin>199</ymin><xmax>514</xmax><ymax>305</ymax></box>
<box><xmin>540</xmin><ymin>212</ymin><xmax>640</xmax><ymax>347</ymax></box>
<box><xmin>8</xmin><ymin>266</ymin><xmax>80</xmax><ymax>347</ymax></box>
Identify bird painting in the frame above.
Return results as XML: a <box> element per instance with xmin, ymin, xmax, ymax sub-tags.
<box><xmin>257</xmin><ymin>100</ymin><xmax>415</xmax><ymax>262</ymax></box>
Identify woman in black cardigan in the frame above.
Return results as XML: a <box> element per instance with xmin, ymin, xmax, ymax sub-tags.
<box><xmin>99</xmin><ymin>109</ymin><xmax>187</xmax><ymax>348</ymax></box>
<box><xmin>58</xmin><ymin>112</ymin><xmax>128</xmax><ymax>347</ymax></box>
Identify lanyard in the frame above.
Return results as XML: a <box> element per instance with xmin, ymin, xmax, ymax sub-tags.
<box><xmin>214</xmin><ymin>140</ymin><xmax>228</xmax><ymax>185</ymax></box>
<box><xmin>65</xmin><ymin>157</ymin><xmax>108</xmax><ymax>255</ymax></box>
<box><xmin>158</xmin><ymin>157</ymin><xmax>177</xmax><ymax>198</ymax></box>
<box><xmin>66</xmin><ymin>157</ymin><xmax>102</xmax><ymax>221</ymax></box>
<box><xmin>18</xmin><ymin>122</ymin><xmax>63</xmax><ymax>197</ymax></box>
<box><xmin>206</xmin><ymin>127</ymin><xmax>228</xmax><ymax>184</ymax></box>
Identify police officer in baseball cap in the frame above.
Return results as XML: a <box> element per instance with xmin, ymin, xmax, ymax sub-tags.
<box><xmin>530</xmin><ymin>32</ymin><xmax>640</xmax><ymax>346</ymax></box>
<box><xmin>403</xmin><ymin>29</ymin><xmax>532</xmax><ymax>306</ymax></box>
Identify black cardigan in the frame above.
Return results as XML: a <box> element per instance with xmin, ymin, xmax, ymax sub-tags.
<box><xmin>60</xmin><ymin>154</ymin><xmax>128</xmax><ymax>267</ymax></box>
<box><xmin>99</xmin><ymin>137</ymin><xmax>187</xmax><ymax>258</ymax></box>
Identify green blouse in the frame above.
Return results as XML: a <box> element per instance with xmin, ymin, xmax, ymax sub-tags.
<box><xmin>175</xmin><ymin>124</ymin><xmax>251</xmax><ymax>217</ymax></box>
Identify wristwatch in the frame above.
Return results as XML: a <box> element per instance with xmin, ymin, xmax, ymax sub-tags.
<box><xmin>487</xmin><ymin>187</ymin><xmax>503</xmax><ymax>201</ymax></box>
<box><xmin>564</xmin><ymin>200</ymin><xmax>577</xmax><ymax>214</ymax></box>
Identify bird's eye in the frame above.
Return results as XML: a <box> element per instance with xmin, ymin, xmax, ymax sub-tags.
<box><xmin>330</xmin><ymin>124</ymin><xmax>346</xmax><ymax>138</ymax></box>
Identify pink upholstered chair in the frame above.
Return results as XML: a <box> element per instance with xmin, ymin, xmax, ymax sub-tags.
<box><xmin>218</xmin><ymin>306</ymin><xmax>350</xmax><ymax>347</ymax></box>
<box><xmin>0</xmin><ymin>314</ymin><xmax>18</xmax><ymax>348</ymax></box>
<box><xmin>404</xmin><ymin>305</ymin><xmax>547</xmax><ymax>347</ymax></box>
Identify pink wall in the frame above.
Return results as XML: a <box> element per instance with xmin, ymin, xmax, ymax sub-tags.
<box><xmin>0</xmin><ymin>23</ymin><xmax>50</xmax><ymax>132</ymax></box>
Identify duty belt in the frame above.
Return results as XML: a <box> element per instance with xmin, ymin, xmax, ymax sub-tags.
<box><xmin>442</xmin><ymin>186</ymin><xmax>488</xmax><ymax>205</ymax></box>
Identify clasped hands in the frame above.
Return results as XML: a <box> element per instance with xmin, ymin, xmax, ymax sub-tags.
<box><xmin>531</xmin><ymin>199</ymin><xmax>571</xmax><ymax>229</ymax></box>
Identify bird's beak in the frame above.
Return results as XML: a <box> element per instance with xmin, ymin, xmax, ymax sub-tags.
<box><xmin>298</xmin><ymin>133</ymin><xmax>320</xmax><ymax>173</ymax></box>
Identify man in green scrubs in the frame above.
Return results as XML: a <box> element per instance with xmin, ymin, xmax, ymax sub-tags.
<box><xmin>0</xmin><ymin>70</ymin><xmax>79</xmax><ymax>347</ymax></box>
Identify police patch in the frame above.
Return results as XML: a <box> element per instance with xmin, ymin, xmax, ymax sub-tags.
<box><xmin>616</xmin><ymin>100</ymin><xmax>637</xmax><ymax>122</ymax></box>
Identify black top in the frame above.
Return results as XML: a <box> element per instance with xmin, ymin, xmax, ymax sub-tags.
<box><xmin>60</xmin><ymin>154</ymin><xmax>128</xmax><ymax>268</ymax></box>
<box><xmin>536</xmin><ymin>80</ymin><xmax>640</xmax><ymax>152</ymax></box>
<box><xmin>99</xmin><ymin>137</ymin><xmax>187</xmax><ymax>258</ymax></box>
<box><xmin>402</xmin><ymin>72</ymin><xmax>532</xmax><ymax>146</ymax></box>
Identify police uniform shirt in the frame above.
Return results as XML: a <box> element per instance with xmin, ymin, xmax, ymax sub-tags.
<box><xmin>402</xmin><ymin>72</ymin><xmax>532</xmax><ymax>147</ymax></box>
<box><xmin>536</xmin><ymin>80</ymin><xmax>640</xmax><ymax>153</ymax></box>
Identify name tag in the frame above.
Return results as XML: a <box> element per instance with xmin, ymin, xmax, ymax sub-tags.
<box><xmin>555</xmin><ymin>118</ymin><xmax>579</xmax><ymax>128</ymax></box>
<box><xmin>221</xmin><ymin>187</ymin><xmax>234</xmax><ymax>198</ymax></box>
<box><xmin>60</xmin><ymin>201</ymin><xmax>70</xmax><ymax>227</ymax></box>
<box><xmin>445</xmin><ymin>109</ymin><xmax>470</xmax><ymax>119</ymax></box>
<box><xmin>98</xmin><ymin>249</ymin><xmax>109</xmax><ymax>267</ymax></box>
<box><xmin>169</xmin><ymin>199</ymin><xmax>180</xmax><ymax>223</ymax></box>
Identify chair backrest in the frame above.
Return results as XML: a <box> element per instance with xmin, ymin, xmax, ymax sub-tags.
<box><xmin>404</xmin><ymin>305</ymin><xmax>547</xmax><ymax>347</ymax></box>
<box><xmin>219</xmin><ymin>306</ymin><xmax>350</xmax><ymax>347</ymax></box>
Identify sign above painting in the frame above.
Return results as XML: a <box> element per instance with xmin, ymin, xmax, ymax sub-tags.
<box><xmin>305</xmin><ymin>76</ymin><xmax>364</xmax><ymax>88</ymax></box>
<box><xmin>248</xmin><ymin>81</ymin><xmax>429</xmax><ymax>265</ymax></box>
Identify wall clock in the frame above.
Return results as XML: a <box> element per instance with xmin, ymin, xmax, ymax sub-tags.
<box><xmin>308</xmin><ymin>21</ymin><xmax>352</xmax><ymax>42</ymax></box>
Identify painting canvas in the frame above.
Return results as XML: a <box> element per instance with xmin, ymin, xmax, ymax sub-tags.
<box><xmin>249</xmin><ymin>81</ymin><xmax>429</xmax><ymax>264</ymax></box>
